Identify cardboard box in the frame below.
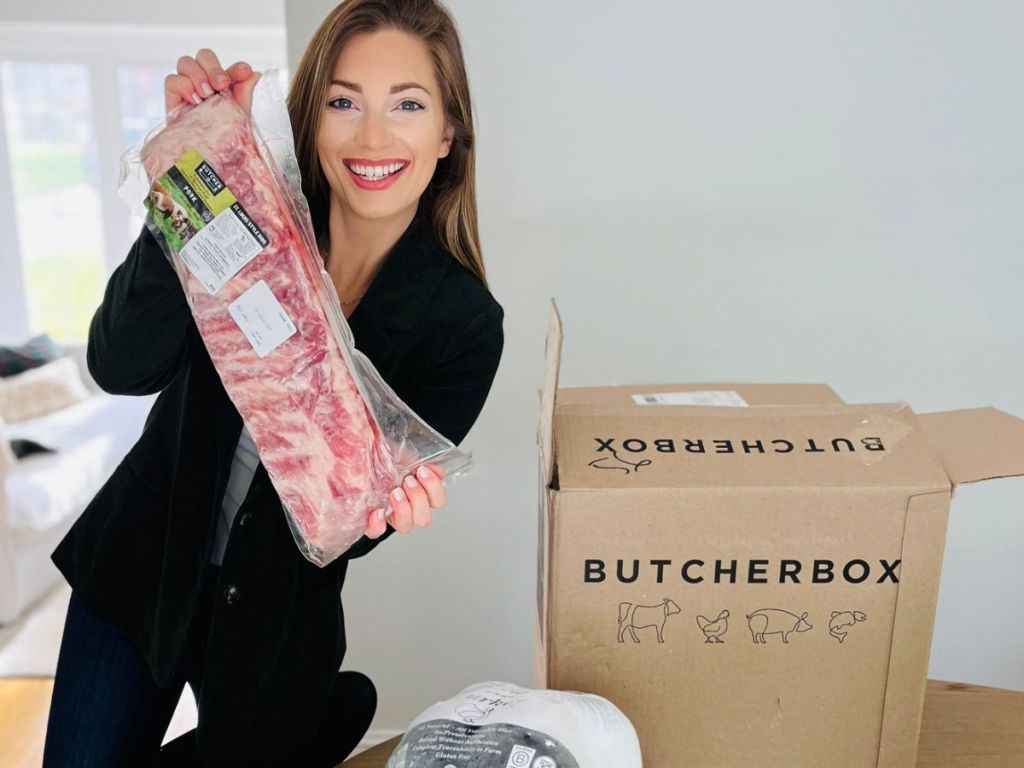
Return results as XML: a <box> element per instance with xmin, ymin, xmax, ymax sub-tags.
<box><xmin>534</xmin><ymin>300</ymin><xmax>1024</xmax><ymax>767</ymax></box>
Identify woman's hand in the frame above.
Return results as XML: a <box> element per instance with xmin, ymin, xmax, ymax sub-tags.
<box><xmin>164</xmin><ymin>48</ymin><xmax>261</xmax><ymax>119</ymax></box>
<box><xmin>365</xmin><ymin>464</ymin><xmax>448</xmax><ymax>539</ymax></box>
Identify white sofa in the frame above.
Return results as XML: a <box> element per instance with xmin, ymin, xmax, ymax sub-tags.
<box><xmin>0</xmin><ymin>344</ymin><xmax>155</xmax><ymax>625</ymax></box>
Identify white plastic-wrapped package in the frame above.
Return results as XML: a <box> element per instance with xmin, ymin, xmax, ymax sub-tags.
<box><xmin>385</xmin><ymin>681</ymin><xmax>643</xmax><ymax>767</ymax></box>
<box><xmin>117</xmin><ymin>69</ymin><xmax>472</xmax><ymax>567</ymax></box>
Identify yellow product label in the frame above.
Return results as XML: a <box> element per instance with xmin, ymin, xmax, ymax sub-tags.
<box><xmin>144</xmin><ymin>147</ymin><xmax>270</xmax><ymax>294</ymax></box>
<box><xmin>171</xmin><ymin>146</ymin><xmax>237</xmax><ymax>216</ymax></box>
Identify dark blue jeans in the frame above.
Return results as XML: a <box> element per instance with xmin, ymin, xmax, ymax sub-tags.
<box><xmin>43</xmin><ymin>567</ymin><xmax>376</xmax><ymax>767</ymax></box>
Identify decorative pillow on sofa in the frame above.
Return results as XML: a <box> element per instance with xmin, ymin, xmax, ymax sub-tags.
<box><xmin>0</xmin><ymin>333</ymin><xmax>62</xmax><ymax>377</ymax></box>
<box><xmin>0</xmin><ymin>357</ymin><xmax>90</xmax><ymax>424</ymax></box>
<box><xmin>10</xmin><ymin>438</ymin><xmax>57</xmax><ymax>459</ymax></box>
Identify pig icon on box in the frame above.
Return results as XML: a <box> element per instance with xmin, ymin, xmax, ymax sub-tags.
<box><xmin>746</xmin><ymin>609</ymin><xmax>813</xmax><ymax>645</ymax></box>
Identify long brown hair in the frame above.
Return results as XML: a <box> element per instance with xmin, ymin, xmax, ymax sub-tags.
<box><xmin>287</xmin><ymin>0</ymin><xmax>488</xmax><ymax>288</ymax></box>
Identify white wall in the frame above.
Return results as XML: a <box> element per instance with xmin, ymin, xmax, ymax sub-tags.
<box><xmin>0</xmin><ymin>0</ymin><xmax>283</xmax><ymax>24</ymax></box>
<box><xmin>287</xmin><ymin>0</ymin><xmax>1024</xmax><ymax>736</ymax></box>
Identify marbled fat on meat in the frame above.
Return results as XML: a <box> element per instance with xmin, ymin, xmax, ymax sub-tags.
<box><xmin>141</xmin><ymin>93</ymin><xmax>396</xmax><ymax>563</ymax></box>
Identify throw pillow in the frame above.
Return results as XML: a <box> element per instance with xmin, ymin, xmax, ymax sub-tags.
<box><xmin>0</xmin><ymin>356</ymin><xmax>90</xmax><ymax>423</ymax></box>
<box><xmin>10</xmin><ymin>438</ymin><xmax>57</xmax><ymax>459</ymax></box>
<box><xmin>0</xmin><ymin>333</ymin><xmax>62</xmax><ymax>377</ymax></box>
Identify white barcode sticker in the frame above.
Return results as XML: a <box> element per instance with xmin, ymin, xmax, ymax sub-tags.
<box><xmin>631</xmin><ymin>390</ymin><xmax>749</xmax><ymax>407</ymax></box>
<box><xmin>180</xmin><ymin>206</ymin><xmax>265</xmax><ymax>294</ymax></box>
<box><xmin>228</xmin><ymin>280</ymin><xmax>297</xmax><ymax>358</ymax></box>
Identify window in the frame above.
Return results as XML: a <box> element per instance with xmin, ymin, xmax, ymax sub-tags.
<box><xmin>0</xmin><ymin>21</ymin><xmax>287</xmax><ymax>343</ymax></box>
<box><xmin>118</xmin><ymin>63</ymin><xmax>177</xmax><ymax>243</ymax></box>
<box><xmin>2</xmin><ymin>61</ymin><xmax>105</xmax><ymax>341</ymax></box>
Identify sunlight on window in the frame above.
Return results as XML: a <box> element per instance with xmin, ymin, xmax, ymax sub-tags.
<box><xmin>2</xmin><ymin>52</ymin><xmax>289</xmax><ymax>344</ymax></box>
<box><xmin>119</xmin><ymin>63</ymin><xmax>168</xmax><ymax>241</ymax></box>
<box><xmin>1</xmin><ymin>61</ymin><xmax>105</xmax><ymax>343</ymax></box>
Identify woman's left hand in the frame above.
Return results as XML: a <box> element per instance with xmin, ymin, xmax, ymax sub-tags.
<box><xmin>365</xmin><ymin>463</ymin><xmax>447</xmax><ymax>538</ymax></box>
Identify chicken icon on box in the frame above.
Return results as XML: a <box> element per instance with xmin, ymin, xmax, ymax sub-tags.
<box><xmin>696</xmin><ymin>609</ymin><xmax>730</xmax><ymax>643</ymax></box>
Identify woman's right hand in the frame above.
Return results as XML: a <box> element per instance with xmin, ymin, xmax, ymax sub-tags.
<box><xmin>164</xmin><ymin>49</ymin><xmax>261</xmax><ymax>119</ymax></box>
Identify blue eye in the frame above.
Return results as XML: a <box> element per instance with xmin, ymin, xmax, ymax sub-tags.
<box><xmin>328</xmin><ymin>97</ymin><xmax>423</xmax><ymax>112</ymax></box>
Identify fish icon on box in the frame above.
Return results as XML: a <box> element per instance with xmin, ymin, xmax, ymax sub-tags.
<box><xmin>829</xmin><ymin>610</ymin><xmax>868</xmax><ymax>643</ymax></box>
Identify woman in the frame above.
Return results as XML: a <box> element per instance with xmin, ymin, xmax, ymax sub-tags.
<box><xmin>42</xmin><ymin>1</ymin><xmax>503</xmax><ymax>765</ymax></box>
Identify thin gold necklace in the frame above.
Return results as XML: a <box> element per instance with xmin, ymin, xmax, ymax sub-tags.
<box><xmin>340</xmin><ymin>291</ymin><xmax>365</xmax><ymax>306</ymax></box>
<box><xmin>321</xmin><ymin>246</ymin><xmax>366</xmax><ymax>306</ymax></box>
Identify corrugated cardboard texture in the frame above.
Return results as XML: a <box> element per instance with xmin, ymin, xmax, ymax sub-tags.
<box><xmin>553</xmin><ymin>402</ymin><xmax>951</xmax><ymax>492</ymax></box>
<box><xmin>547</xmin><ymin>487</ymin><xmax>926</xmax><ymax>767</ymax></box>
<box><xmin>535</xmin><ymin>299</ymin><xmax>562</xmax><ymax>691</ymax></box>
<box><xmin>916</xmin><ymin>407</ymin><xmax>1024</xmax><ymax>488</ymax></box>
<box><xmin>533</xmin><ymin>305</ymin><xmax>1024</xmax><ymax>766</ymax></box>
<box><xmin>534</xmin><ymin>473</ymin><xmax>554</xmax><ymax>691</ymax></box>
<box><xmin>538</xmin><ymin>300</ymin><xmax>562</xmax><ymax>489</ymax></box>
<box><xmin>534</xmin><ymin>455</ymin><xmax>546</xmax><ymax>690</ymax></box>
<box><xmin>558</xmin><ymin>381</ymin><xmax>845</xmax><ymax>406</ymax></box>
<box><xmin>877</xmin><ymin>490</ymin><xmax>950</xmax><ymax>768</ymax></box>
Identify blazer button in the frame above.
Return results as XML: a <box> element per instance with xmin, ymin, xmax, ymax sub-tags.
<box><xmin>238</xmin><ymin>510</ymin><xmax>253</xmax><ymax>528</ymax></box>
<box><xmin>223</xmin><ymin>584</ymin><xmax>241</xmax><ymax>605</ymax></box>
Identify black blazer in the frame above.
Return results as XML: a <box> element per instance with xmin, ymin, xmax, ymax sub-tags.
<box><xmin>51</xmin><ymin>210</ymin><xmax>504</xmax><ymax>765</ymax></box>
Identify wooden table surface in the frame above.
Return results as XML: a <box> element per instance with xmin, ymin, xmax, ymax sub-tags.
<box><xmin>341</xmin><ymin>679</ymin><xmax>1024</xmax><ymax>767</ymax></box>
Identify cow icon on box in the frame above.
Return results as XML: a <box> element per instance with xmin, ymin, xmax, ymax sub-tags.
<box><xmin>617</xmin><ymin>598</ymin><xmax>681</xmax><ymax>643</ymax></box>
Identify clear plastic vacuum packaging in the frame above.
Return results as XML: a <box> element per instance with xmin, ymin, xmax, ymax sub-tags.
<box><xmin>118</xmin><ymin>69</ymin><xmax>472</xmax><ymax>567</ymax></box>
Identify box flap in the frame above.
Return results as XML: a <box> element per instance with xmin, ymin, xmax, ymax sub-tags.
<box><xmin>557</xmin><ymin>382</ymin><xmax>845</xmax><ymax>407</ymax></box>
<box><xmin>553</xmin><ymin>401</ymin><xmax>951</xmax><ymax>491</ymax></box>
<box><xmin>915</xmin><ymin>407</ymin><xmax>1024</xmax><ymax>487</ymax></box>
<box><xmin>537</xmin><ymin>299</ymin><xmax>563</xmax><ymax>489</ymax></box>
<box><xmin>876</xmin><ymin>490</ymin><xmax>950</xmax><ymax>767</ymax></box>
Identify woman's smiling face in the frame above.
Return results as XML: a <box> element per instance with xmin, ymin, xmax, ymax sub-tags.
<box><xmin>318</xmin><ymin>28</ymin><xmax>453</xmax><ymax>222</ymax></box>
